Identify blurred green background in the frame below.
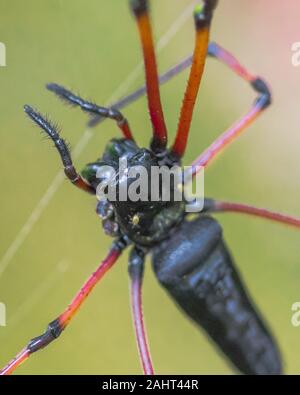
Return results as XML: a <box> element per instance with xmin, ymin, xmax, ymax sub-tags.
<box><xmin>0</xmin><ymin>0</ymin><xmax>300</xmax><ymax>374</ymax></box>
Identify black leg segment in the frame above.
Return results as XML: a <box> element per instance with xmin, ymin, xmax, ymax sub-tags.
<box><xmin>47</xmin><ymin>83</ymin><xmax>133</xmax><ymax>140</ymax></box>
<box><xmin>24</xmin><ymin>105</ymin><xmax>94</xmax><ymax>194</ymax></box>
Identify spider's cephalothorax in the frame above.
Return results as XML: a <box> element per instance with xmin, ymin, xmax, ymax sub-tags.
<box><xmin>82</xmin><ymin>138</ymin><xmax>185</xmax><ymax>246</ymax></box>
<box><xmin>4</xmin><ymin>0</ymin><xmax>300</xmax><ymax>376</ymax></box>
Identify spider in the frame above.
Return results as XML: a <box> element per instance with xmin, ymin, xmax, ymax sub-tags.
<box><xmin>1</xmin><ymin>0</ymin><xmax>300</xmax><ymax>375</ymax></box>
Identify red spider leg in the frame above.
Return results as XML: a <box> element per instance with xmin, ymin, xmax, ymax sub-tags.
<box><xmin>0</xmin><ymin>240</ymin><xmax>127</xmax><ymax>375</ymax></box>
<box><xmin>171</xmin><ymin>1</ymin><xmax>218</xmax><ymax>159</ymax></box>
<box><xmin>207</xmin><ymin>42</ymin><xmax>255</xmax><ymax>82</ymax></box>
<box><xmin>88</xmin><ymin>54</ymin><xmax>193</xmax><ymax>128</ymax></box>
<box><xmin>130</xmin><ymin>0</ymin><xmax>168</xmax><ymax>152</ymax></box>
<box><xmin>0</xmin><ymin>348</ymin><xmax>29</xmax><ymax>376</ymax></box>
<box><xmin>128</xmin><ymin>249</ymin><xmax>154</xmax><ymax>375</ymax></box>
<box><xmin>88</xmin><ymin>40</ymin><xmax>260</xmax><ymax>131</ymax></box>
<box><xmin>204</xmin><ymin>199</ymin><xmax>300</xmax><ymax>230</ymax></box>
<box><xmin>191</xmin><ymin>101</ymin><xmax>264</xmax><ymax>173</ymax></box>
<box><xmin>190</xmin><ymin>42</ymin><xmax>271</xmax><ymax>177</ymax></box>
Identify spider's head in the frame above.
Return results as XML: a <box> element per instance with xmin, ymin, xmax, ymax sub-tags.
<box><xmin>82</xmin><ymin>138</ymin><xmax>185</xmax><ymax>246</ymax></box>
<box><xmin>81</xmin><ymin>138</ymin><xmax>157</xmax><ymax>189</ymax></box>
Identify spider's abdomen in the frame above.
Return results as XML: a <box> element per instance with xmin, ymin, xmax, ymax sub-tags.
<box><xmin>152</xmin><ymin>215</ymin><xmax>282</xmax><ymax>375</ymax></box>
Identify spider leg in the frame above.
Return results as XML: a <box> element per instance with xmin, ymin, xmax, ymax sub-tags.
<box><xmin>130</xmin><ymin>0</ymin><xmax>168</xmax><ymax>152</ymax></box>
<box><xmin>171</xmin><ymin>0</ymin><xmax>218</xmax><ymax>159</ymax></box>
<box><xmin>46</xmin><ymin>84</ymin><xmax>134</xmax><ymax>140</ymax></box>
<box><xmin>88</xmin><ymin>54</ymin><xmax>193</xmax><ymax>128</ymax></box>
<box><xmin>203</xmin><ymin>198</ymin><xmax>300</xmax><ymax>230</ymax></box>
<box><xmin>88</xmin><ymin>38</ymin><xmax>260</xmax><ymax>132</ymax></box>
<box><xmin>128</xmin><ymin>248</ymin><xmax>154</xmax><ymax>375</ymax></box>
<box><xmin>190</xmin><ymin>42</ymin><xmax>271</xmax><ymax>176</ymax></box>
<box><xmin>24</xmin><ymin>105</ymin><xmax>95</xmax><ymax>194</ymax></box>
<box><xmin>0</xmin><ymin>238</ymin><xmax>128</xmax><ymax>375</ymax></box>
